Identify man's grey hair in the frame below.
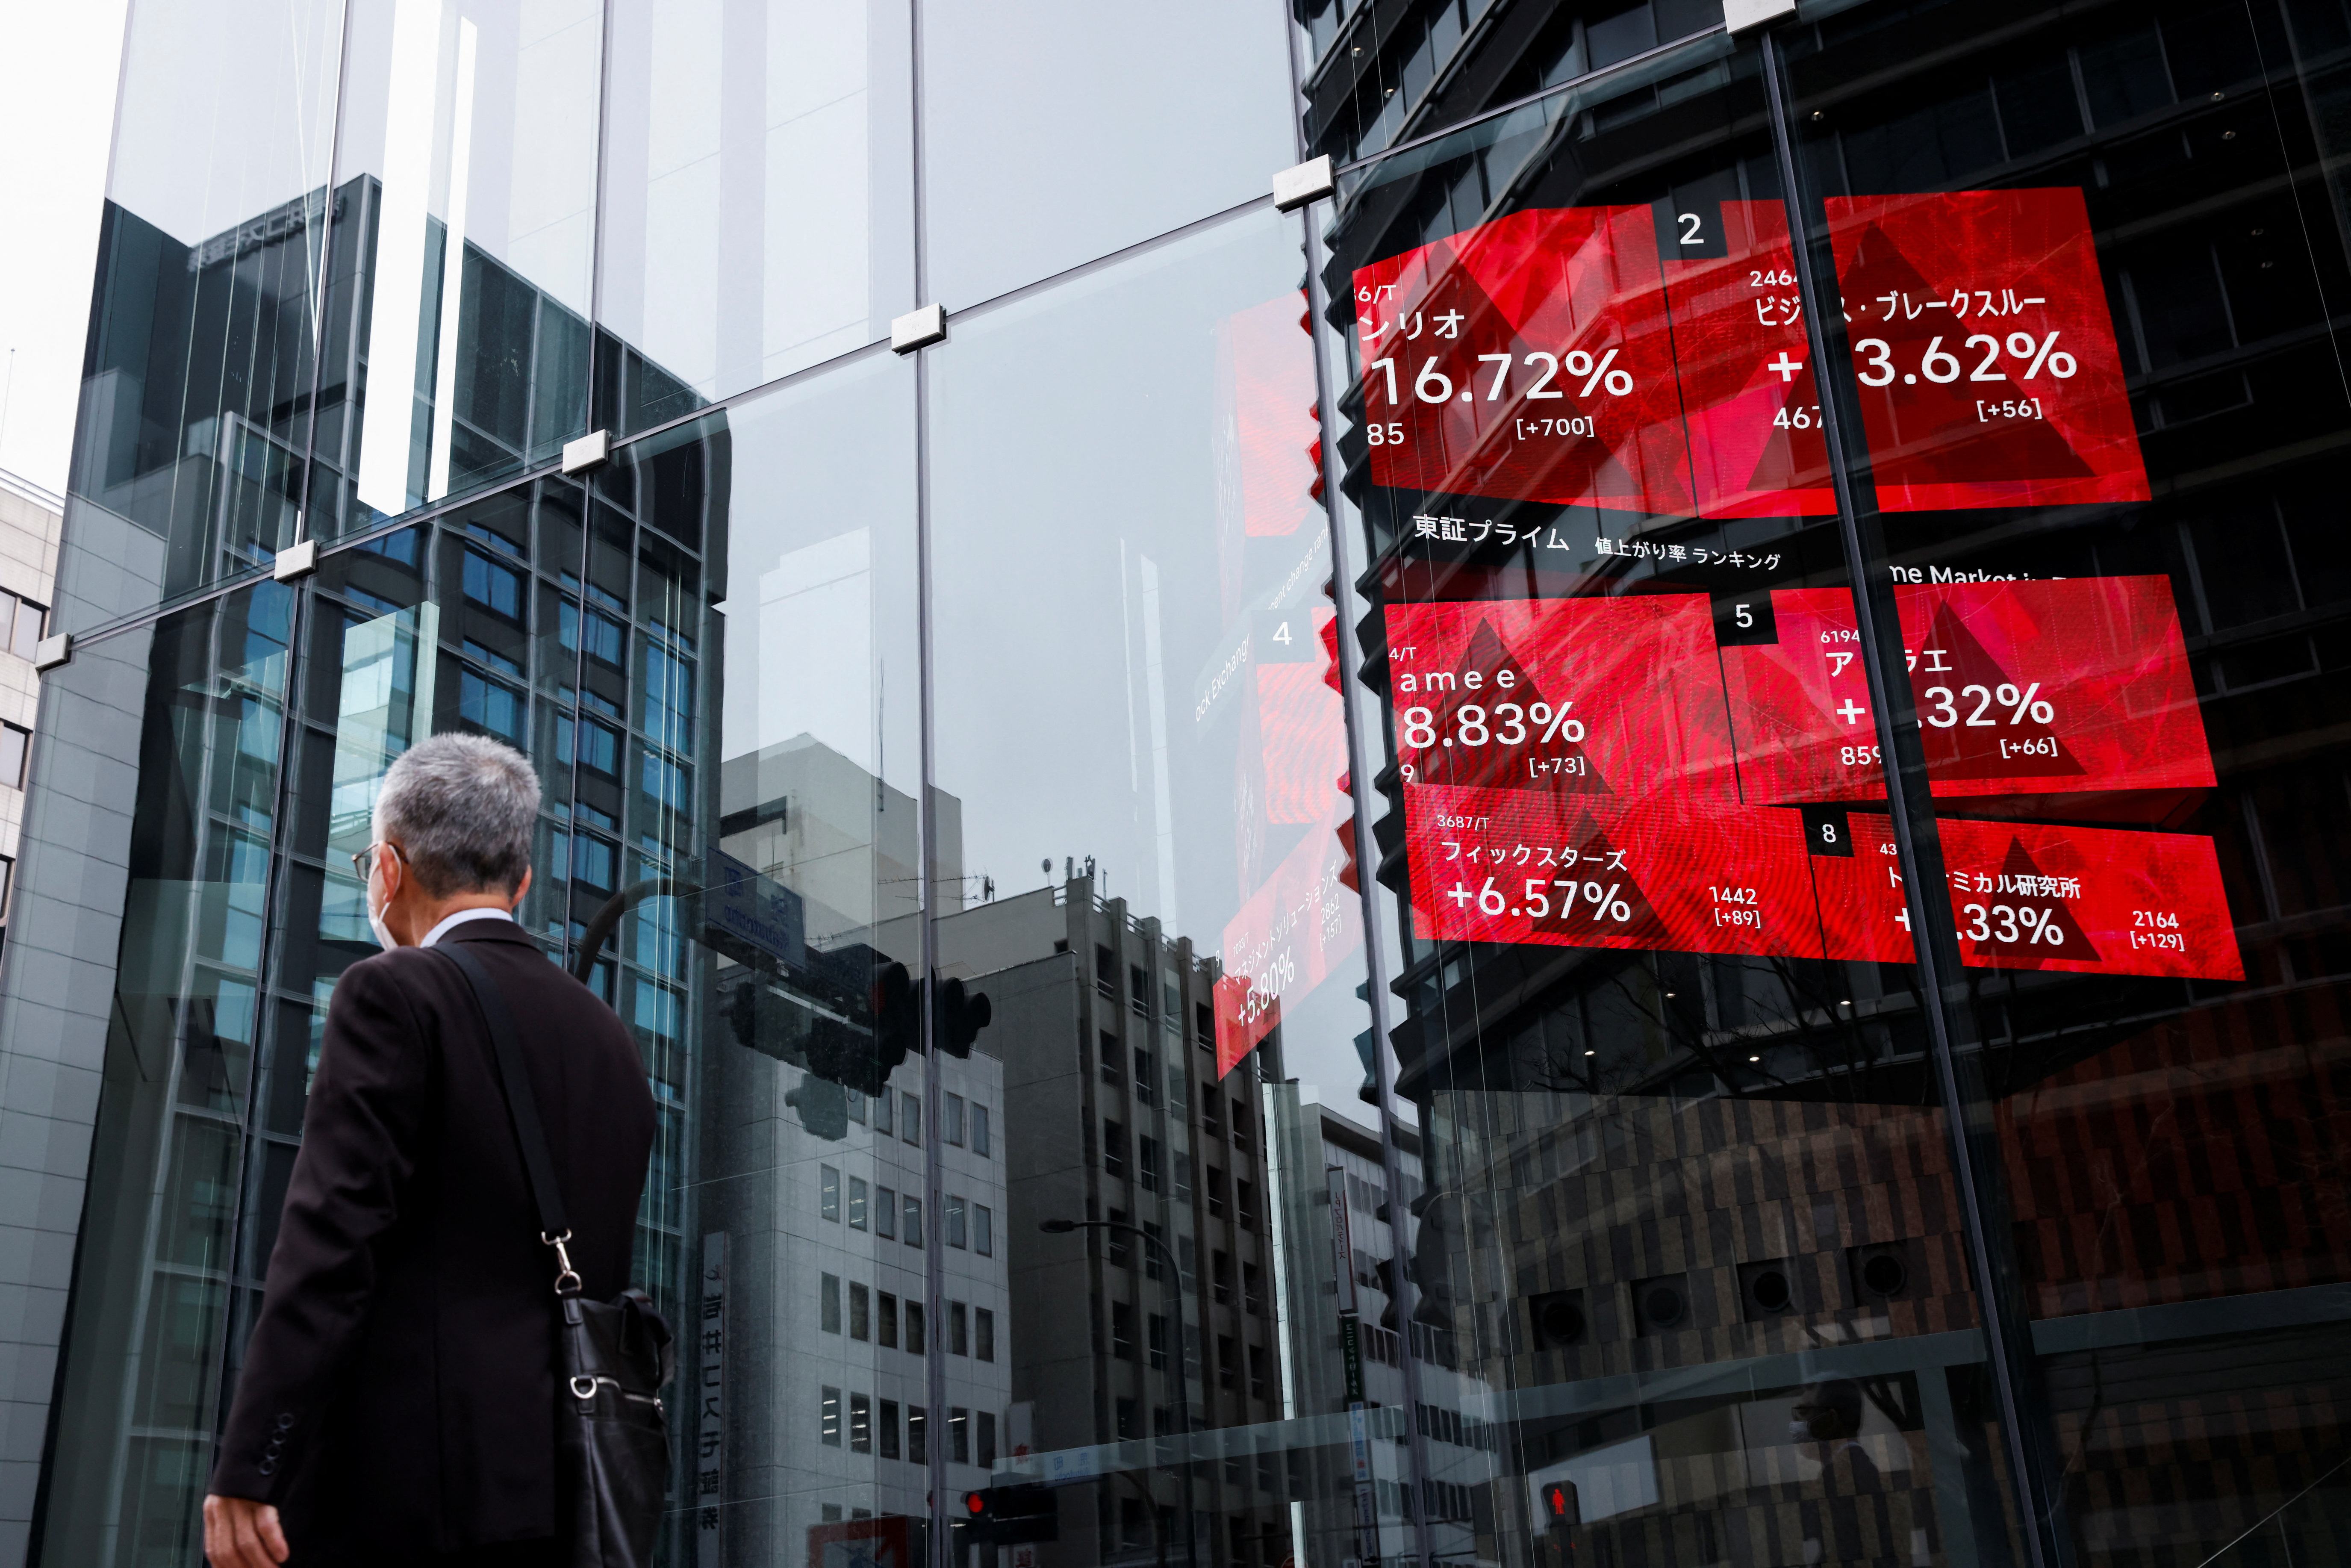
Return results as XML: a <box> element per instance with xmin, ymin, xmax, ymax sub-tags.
<box><xmin>373</xmin><ymin>732</ymin><xmax>542</xmax><ymax>896</ymax></box>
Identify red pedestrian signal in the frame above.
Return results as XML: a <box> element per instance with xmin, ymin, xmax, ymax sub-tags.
<box><xmin>960</xmin><ymin>1483</ymin><xmax>1059</xmax><ymax>1545</ymax></box>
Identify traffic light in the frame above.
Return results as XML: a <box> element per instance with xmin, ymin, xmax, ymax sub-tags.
<box><xmin>958</xmin><ymin>1483</ymin><xmax>1057</xmax><ymax>1545</ymax></box>
<box><xmin>934</xmin><ymin>974</ymin><xmax>993</xmax><ymax>1058</ymax></box>
<box><xmin>1541</xmin><ymin>1480</ymin><xmax>1576</xmax><ymax>1524</ymax></box>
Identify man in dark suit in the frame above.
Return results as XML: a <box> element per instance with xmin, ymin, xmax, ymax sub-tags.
<box><xmin>203</xmin><ymin>733</ymin><xmax>657</xmax><ymax>1568</ymax></box>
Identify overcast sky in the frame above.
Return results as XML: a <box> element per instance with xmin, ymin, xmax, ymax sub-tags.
<box><xmin>0</xmin><ymin>0</ymin><xmax>129</xmax><ymax>495</ymax></box>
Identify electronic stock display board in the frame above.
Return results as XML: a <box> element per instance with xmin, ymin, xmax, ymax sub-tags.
<box><xmin>1357</xmin><ymin>189</ymin><xmax>2240</xmax><ymax>982</ymax></box>
<box><xmin>1352</xmin><ymin>186</ymin><xmax>2150</xmax><ymax>518</ymax></box>
<box><xmin>1385</xmin><ymin>583</ymin><xmax>2236</xmax><ymax>979</ymax></box>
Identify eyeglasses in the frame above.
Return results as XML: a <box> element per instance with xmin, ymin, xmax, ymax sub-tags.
<box><xmin>349</xmin><ymin>841</ymin><xmax>409</xmax><ymax>881</ymax></box>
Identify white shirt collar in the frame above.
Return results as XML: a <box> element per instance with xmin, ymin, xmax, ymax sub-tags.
<box><xmin>420</xmin><ymin>906</ymin><xmax>516</xmax><ymax>949</ymax></box>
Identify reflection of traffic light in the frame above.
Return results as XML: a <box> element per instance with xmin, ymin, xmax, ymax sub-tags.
<box><xmin>722</xmin><ymin>972</ymin><xmax>761</xmax><ymax>1050</ymax></box>
<box><xmin>720</xmin><ymin>941</ymin><xmax>996</xmax><ymax>1098</ymax></box>
<box><xmin>870</xmin><ymin>961</ymin><xmax>917</xmax><ymax>1073</ymax></box>
<box><xmin>784</xmin><ymin>1073</ymin><xmax>846</xmax><ymax>1140</ymax></box>
<box><xmin>799</xmin><ymin>956</ymin><xmax>916</xmax><ymax>1098</ymax></box>
<box><xmin>935</xmin><ymin>975</ymin><xmax>993</xmax><ymax>1058</ymax></box>
<box><xmin>958</xmin><ymin>1483</ymin><xmax>1057</xmax><ymax>1545</ymax></box>
<box><xmin>1540</xmin><ymin>1478</ymin><xmax>1578</xmax><ymax>1563</ymax></box>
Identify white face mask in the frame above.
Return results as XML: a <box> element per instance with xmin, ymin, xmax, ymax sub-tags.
<box><xmin>366</xmin><ymin>849</ymin><xmax>398</xmax><ymax>951</ymax></box>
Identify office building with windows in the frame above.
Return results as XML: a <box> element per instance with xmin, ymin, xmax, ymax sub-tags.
<box><xmin>9</xmin><ymin>0</ymin><xmax>2351</xmax><ymax>1566</ymax></box>
<box><xmin>0</xmin><ymin>472</ymin><xmax>59</xmax><ymax>944</ymax></box>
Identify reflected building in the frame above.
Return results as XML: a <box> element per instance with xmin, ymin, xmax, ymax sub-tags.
<box><xmin>704</xmin><ymin>737</ymin><xmax>1004</xmax><ymax>1559</ymax></box>
<box><xmin>1269</xmin><ymin>1097</ymin><xmax>1506</xmax><ymax>1568</ymax></box>
<box><xmin>935</xmin><ymin>874</ymin><xmax>1291</xmax><ymax>1568</ymax></box>
<box><xmin>0</xmin><ymin>471</ymin><xmax>60</xmax><ymax>946</ymax></box>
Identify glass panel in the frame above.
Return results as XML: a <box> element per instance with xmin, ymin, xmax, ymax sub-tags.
<box><xmin>1784</xmin><ymin>0</ymin><xmax>2351</xmax><ymax>1559</ymax></box>
<box><xmin>62</xmin><ymin>2</ymin><xmax>343</xmax><ymax>634</ymax></box>
<box><xmin>598</xmin><ymin>0</ymin><xmax>915</xmax><ymax>430</ymax></box>
<box><xmin>928</xmin><ymin>206</ymin><xmax>1382</xmax><ymax>1568</ymax></box>
<box><xmin>920</xmin><ymin>1</ymin><xmax>1295</xmax><ymax>309</ymax></box>
<box><xmin>36</xmin><ymin>584</ymin><xmax>292</xmax><ymax>1568</ymax></box>
<box><xmin>1316</xmin><ymin>33</ymin><xmax>2028</xmax><ymax>1568</ymax></box>
<box><xmin>602</xmin><ymin>353</ymin><xmax>920</xmax><ymax>1553</ymax></box>
<box><xmin>311</xmin><ymin>0</ymin><xmax>604</xmax><ymax>541</ymax></box>
<box><xmin>1297</xmin><ymin>0</ymin><xmax>1730</xmax><ymax>166</ymax></box>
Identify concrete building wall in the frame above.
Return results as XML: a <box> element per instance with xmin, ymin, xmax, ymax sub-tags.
<box><xmin>0</xmin><ymin>474</ymin><xmax>62</xmax><ymax>873</ymax></box>
<box><xmin>0</xmin><ymin>470</ymin><xmax>77</xmax><ymax>1558</ymax></box>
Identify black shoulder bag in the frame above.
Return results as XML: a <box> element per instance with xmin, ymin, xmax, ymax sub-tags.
<box><xmin>443</xmin><ymin>942</ymin><xmax>675</xmax><ymax>1568</ymax></box>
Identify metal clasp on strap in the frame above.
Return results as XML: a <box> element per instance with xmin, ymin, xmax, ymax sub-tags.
<box><xmin>543</xmin><ymin>1230</ymin><xmax>583</xmax><ymax>1294</ymax></box>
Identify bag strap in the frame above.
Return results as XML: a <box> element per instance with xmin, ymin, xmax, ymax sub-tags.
<box><xmin>441</xmin><ymin>940</ymin><xmax>582</xmax><ymax>1295</ymax></box>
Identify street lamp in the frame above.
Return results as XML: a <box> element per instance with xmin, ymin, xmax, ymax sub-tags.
<box><xmin>1040</xmin><ymin>1217</ymin><xmax>1199</xmax><ymax>1568</ymax></box>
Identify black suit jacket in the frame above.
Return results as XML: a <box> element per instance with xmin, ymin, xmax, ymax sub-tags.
<box><xmin>211</xmin><ymin>918</ymin><xmax>657</xmax><ymax>1559</ymax></box>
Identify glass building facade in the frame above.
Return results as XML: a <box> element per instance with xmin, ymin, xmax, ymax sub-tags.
<box><xmin>7</xmin><ymin>0</ymin><xmax>2351</xmax><ymax>1565</ymax></box>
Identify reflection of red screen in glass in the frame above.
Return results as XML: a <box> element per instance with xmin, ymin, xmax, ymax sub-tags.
<box><xmin>1214</xmin><ymin>293</ymin><xmax>1323</xmax><ymax>539</ymax></box>
<box><xmin>1723</xmin><ymin>578</ymin><xmax>2213</xmax><ymax>811</ymax></box>
<box><xmin>1352</xmin><ymin>206</ymin><xmax>1693</xmax><ymax>515</ymax></box>
<box><xmin>1217</xmin><ymin>808</ymin><xmax>1357</xmax><ymax>1077</ymax></box>
<box><xmin>1663</xmin><ymin>200</ymin><xmax>1837</xmax><ymax>518</ymax></box>
<box><xmin>1811</xmin><ymin>813</ymin><xmax>2242</xmax><ymax>980</ymax></box>
<box><xmin>1825</xmin><ymin>188</ymin><xmax>2150</xmax><ymax>511</ymax></box>
<box><xmin>1255</xmin><ymin>610</ymin><xmax>1344</xmax><ymax>824</ymax></box>
<box><xmin>1208</xmin><ymin>286</ymin><xmax>1359</xmax><ymax>1082</ymax></box>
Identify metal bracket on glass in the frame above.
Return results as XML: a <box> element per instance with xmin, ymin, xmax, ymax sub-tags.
<box><xmin>1272</xmin><ymin>155</ymin><xmax>1335</xmax><ymax>212</ymax></box>
<box><xmin>1723</xmin><ymin>0</ymin><xmax>1797</xmax><ymax>30</ymax></box>
<box><xmin>273</xmin><ymin>539</ymin><xmax>319</xmax><ymax>583</ymax></box>
<box><xmin>31</xmin><ymin>634</ymin><xmax>68</xmax><ymax>673</ymax></box>
<box><xmin>561</xmin><ymin>429</ymin><xmax>612</xmax><ymax>475</ymax></box>
<box><xmin>890</xmin><ymin>304</ymin><xmax>946</xmax><ymax>354</ymax></box>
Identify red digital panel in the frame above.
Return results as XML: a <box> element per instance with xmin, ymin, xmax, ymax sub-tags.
<box><xmin>1662</xmin><ymin>200</ymin><xmax>1838</xmax><ymax>518</ymax></box>
<box><xmin>1384</xmin><ymin>594</ymin><xmax>1739</xmax><ymax>806</ymax></box>
<box><xmin>1721</xmin><ymin>578</ymin><xmax>2213</xmax><ymax>808</ymax></box>
<box><xmin>1352</xmin><ymin>187</ymin><xmax>2145</xmax><ymax>519</ymax></box>
<box><xmin>1403</xmin><ymin>786</ymin><xmax>1827</xmax><ymax>958</ymax></box>
<box><xmin>1898</xmin><ymin>576</ymin><xmax>2210</xmax><ymax>800</ymax></box>
<box><xmin>1388</xmin><ymin>577</ymin><xmax>2236</xmax><ymax>977</ymax></box>
<box><xmin>1813</xmin><ymin>813</ymin><xmax>2242</xmax><ymax>980</ymax></box>
<box><xmin>1351</xmin><ymin>206</ymin><xmax>1693</xmax><ymax>516</ymax></box>
<box><xmin>1825</xmin><ymin>188</ymin><xmax>2150</xmax><ymax>511</ymax></box>
<box><xmin>1806</xmin><ymin>814</ymin><xmax>1916</xmax><ymax>964</ymax></box>
<box><xmin>1720</xmin><ymin>588</ymin><xmax>1882</xmax><ymax>804</ymax></box>
<box><xmin>1400</xmin><ymin>796</ymin><xmax>2239</xmax><ymax>979</ymax></box>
